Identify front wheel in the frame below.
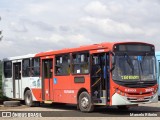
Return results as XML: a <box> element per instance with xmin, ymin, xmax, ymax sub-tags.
<box><xmin>78</xmin><ymin>91</ymin><xmax>94</xmax><ymax>112</ymax></box>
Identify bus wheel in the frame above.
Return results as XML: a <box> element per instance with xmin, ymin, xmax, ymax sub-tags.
<box><xmin>24</xmin><ymin>90</ymin><xmax>34</xmax><ymax>107</ymax></box>
<box><xmin>78</xmin><ymin>91</ymin><xmax>94</xmax><ymax>112</ymax></box>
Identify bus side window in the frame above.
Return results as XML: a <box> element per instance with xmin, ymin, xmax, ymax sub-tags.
<box><xmin>55</xmin><ymin>54</ymin><xmax>70</xmax><ymax>75</ymax></box>
<box><xmin>22</xmin><ymin>59</ymin><xmax>30</xmax><ymax>77</ymax></box>
<box><xmin>4</xmin><ymin>61</ymin><xmax>12</xmax><ymax>78</ymax></box>
<box><xmin>31</xmin><ymin>58</ymin><xmax>40</xmax><ymax>77</ymax></box>
<box><xmin>72</xmin><ymin>52</ymin><xmax>89</xmax><ymax>74</ymax></box>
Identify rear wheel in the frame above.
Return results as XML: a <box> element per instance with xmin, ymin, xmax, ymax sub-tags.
<box><xmin>78</xmin><ymin>91</ymin><xmax>94</xmax><ymax>112</ymax></box>
<box><xmin>24</xmin><ymin>90</ymin><xmax>34</xmax><ymax>107</ymax></box>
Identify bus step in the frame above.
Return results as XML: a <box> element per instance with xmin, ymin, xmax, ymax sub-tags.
<box><xmin>44</xmin><ymin>101</ymin><xmax>53</xmax><ymax>104</ymax></box>
<box><xmin>100</xmin><ymin>97</ymin><xmax>106</xmax><ymax>104</ymax></box>
<box><xmin>93</xmin><ymin>103</ymin><xmax>107</xmax><ymax>105</ymax></box>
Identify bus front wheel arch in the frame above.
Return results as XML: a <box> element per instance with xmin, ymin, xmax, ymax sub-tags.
<box><xmin>78</xmin><ymin>91</ymin><xmax>94</xmax><ymax>112</ymax></box>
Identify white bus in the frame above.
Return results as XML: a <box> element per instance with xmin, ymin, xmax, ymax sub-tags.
<box><xmin>2</xmin><ymin>54</ymin><xmax>41</xmax><ymax>106</ymax></box>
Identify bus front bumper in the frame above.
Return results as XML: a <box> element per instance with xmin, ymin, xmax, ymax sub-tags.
<box><xmin>111</xmin><ymin>92</ymin><xmax>158</xmax><ymax>106</ymax></box>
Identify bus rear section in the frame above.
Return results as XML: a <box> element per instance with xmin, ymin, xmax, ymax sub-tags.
<box><xmin>156</xmin><ymin>51</ymin><xmax>160</xmax><ymax>99</ymax></box>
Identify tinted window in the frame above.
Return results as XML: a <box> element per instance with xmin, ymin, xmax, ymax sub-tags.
<box><xmin>31</xmin><ymin>58</ymin><xmax>40</xmax><ymax>77</ymax></box>
<box><xmin>55</xmin><ymin>54</ymin><xmax>70</xmax><ymax>75</ymax></box>
<box><xmin>4</xmin><ymin>61</ymin><xmax>12</xmax><ymax>78</ymax></box>
<box><xmin>72</xmin><ymin>52</ymin><xmax>89</xmax><ymax>74</ymax></box>
<box><xmin>22</xmin><ymin>59</ymin><xmax>30</xmax><ymax>77</ymax></box>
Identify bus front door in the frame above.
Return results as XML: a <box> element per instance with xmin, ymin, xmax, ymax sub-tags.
<box><xmin>13</xmin><ymin>62</ymin><xmax>21</xmax><ymax>99</ymax></box>
<box><xmin>91</xmin><ymin>53</ymin><xmax>110</xmax><ymax>104</ymax></box>
<box><xmin>42</xmin><ymin>59</ymin><xmax>53</xmax><ymax>101</ymax></box>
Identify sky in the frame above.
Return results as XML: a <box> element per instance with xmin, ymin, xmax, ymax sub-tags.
<box><xmin>0</xmin><ymin>0</ymin><xmax>160</xmax><ymax>59</ymax></box>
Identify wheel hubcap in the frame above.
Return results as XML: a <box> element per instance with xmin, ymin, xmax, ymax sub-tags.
<box><xmin>81</xmin><ymin>97</ymin><xmax>89</xmax><ymax>108</ymax></box>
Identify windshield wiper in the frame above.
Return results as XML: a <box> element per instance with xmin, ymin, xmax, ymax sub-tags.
<box><xmin>124</xmin><ymin>53</ymin><xmax>134</xmax><ymax>75</ymax></box>
<box><xmin>139</xmin><ymin>62</ymin><xmax>143</xmax><ymax>73</ymax></box>
<box><xmin>139</xmin><ymin>53</ymin><xmax>148</xmax><ymax>74</ymax></box>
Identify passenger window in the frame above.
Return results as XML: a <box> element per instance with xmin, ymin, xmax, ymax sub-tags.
<box><xmin>72</xmin><ymin>52</ymin><xmax>89</xmax><ymax>74</ymax></box>
<box><xmin>4</xmin><ymin>61</ymin><xmax>12</xmax><ymax>78</ymax></box>
<box><xmin>55</xmin><ymin>54</ymin><xmax>70</xmax><ymax>75</ymax></box>
<box><xmin>22</xmin><ymin>59</ymin><xmax>30</xmax><ymax>77</ymax></box>
<box><xmin>31</xmin><ymin>58</ymin><xmax>40</xmax><ymax>77</ymax></box>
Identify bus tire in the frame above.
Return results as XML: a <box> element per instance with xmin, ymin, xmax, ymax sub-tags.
<box><xmin>78</xmin><ymin>91</ymin><xmax>94</xmax><ymax>112</ymax></box>
<box><xmin>3</xmin><ymin>101</ymin><xmax>21</xmax><ymax>107</ymax></box>
<box><xmin>24</xmin><ymin>90</ymin><xmax>34</xmax><ymax>107</ymax></box>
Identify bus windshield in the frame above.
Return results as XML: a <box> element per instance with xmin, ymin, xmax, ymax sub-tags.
<box><xmin>112</xmin><ymin>55</ymin><xmax>156</xmax><ymax>81</ymax></box>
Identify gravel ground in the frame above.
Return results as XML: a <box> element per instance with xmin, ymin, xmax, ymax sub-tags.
<box><xmin>0</xmin><ymin>101</ymin><xmax>159</xmax><ymax>120</ymax></box>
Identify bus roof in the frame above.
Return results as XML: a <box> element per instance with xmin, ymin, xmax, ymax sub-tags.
<box><xmin>3</xmin><ymin>41</ymin><xmax>154</xmax><ymax>60</ymax></box>
<box><xmin>35</xmin><ymin>41</ymin><xmax>154</xmax><ymax>57</ymax></box>
<box><xmin>3</xmin><ymin>54</ymin><xmax>36</xmax><ymax>61</ymax></box>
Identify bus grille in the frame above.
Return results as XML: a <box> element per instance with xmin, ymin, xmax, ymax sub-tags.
<box><xmin>127</xmin><ymin>96</ymin><xmax>153</xmax><ymax>103</ymax></box>
<box><xmin>113</xmin><ymin>80</ymin><xmax>157</xmax><ymax>88</ymax></box>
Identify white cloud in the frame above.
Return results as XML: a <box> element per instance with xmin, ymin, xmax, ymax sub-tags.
<box><xmin>0</xmin><ymin>0</ymin><xmax>160</xmax><ymax>59</ymax></box>
<box><xmin>84</xmin><ymin>1</ymin><xmax>108</xmax><ymax>17</ymax></box>
<box><xmin>25</xmin><ymin>3</ymin><xmax>51</xmax><ymax>15</ymax></box>
<box><xmin>81</xmin><ymin>16</ymin><xmax>144</xmax><ymax>35</ymax></box>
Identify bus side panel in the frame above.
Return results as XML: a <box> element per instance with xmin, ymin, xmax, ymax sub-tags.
<box><xmin>29</xmin><ymin>77</ymin><xmax>42</xmax><ymax>101</ymax></box>
<box><xmin>53</xmin><ymin>76</ymin><xmax>72</xmax><ymax>103</ymax></box>
<box><xmin>70</xmin><ymin>75</ymin><xmax>91</xmax><ymax>103</ymax></box>
<box><xmin>2</xmin><ymin>78</ymin><xmax>13</xmax><ymax>98</ymax></box>
<box><xmin>52</xmin><ymin>75</ymin><xmax>90</xmax><ymax>104</ymax></box>
<box><xmin>2</xmin><ymin>62</ymin><xmax>13</xmax><ymax>98</ymax></box>
<box><xmin>31</xmin><ymin>89</ymin><xmax>42</xmax><ymax>101</ymax></box>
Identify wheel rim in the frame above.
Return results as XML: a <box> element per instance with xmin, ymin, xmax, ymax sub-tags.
<box><xmin>81</xmin><ymin>97</ymin><xmax>89</xmax><ymax>109</ymax></box>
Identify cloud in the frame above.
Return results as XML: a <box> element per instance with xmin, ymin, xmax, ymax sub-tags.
<box><xmin>10</xmin><ymin>21</ymin><xmax>28</xmax><ymax>32</ymax></box>
<box><xmin>22</xmin><ymin>19</ymin><xmax>55</xmax><ymax>32</ymax></box>
<box><xmin>84</xmin><ymin>1</ymin><xmax>108</xmax><ymax>17</ymax></box>
<box><xmin>81</xmin><ymin>16</ymin><xmax>144</xmax><ymax>35</ymax></box>
<box><xmin>0</xmin><ymin>0</ymin><xmax>160</xmax><ymax>59</ymax></box>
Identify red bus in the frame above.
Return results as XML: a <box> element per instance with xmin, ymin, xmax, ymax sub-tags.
<box><xmin>2</xmin><ymin>42</ymin><xmax>158</xmax><ymax>112</ymax></box>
